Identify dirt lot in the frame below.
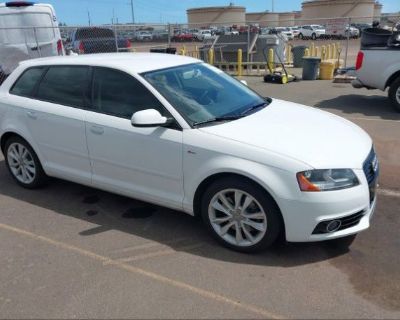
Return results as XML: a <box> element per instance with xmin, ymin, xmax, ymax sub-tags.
<box><xmin>0</xmin><ymin>78</ymin><xmax>399</xmax><ymax>319</ymax></box>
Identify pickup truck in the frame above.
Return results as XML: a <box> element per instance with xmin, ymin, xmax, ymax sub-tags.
<box><xmin>69</xmin><ymin>27</ymin><xmax>118</xmax><ymax>54</ymax></box>
<box><xmin>352</xmin><ymin>32</ymin><xmax>400</xmax><ymax>112</ymax></box>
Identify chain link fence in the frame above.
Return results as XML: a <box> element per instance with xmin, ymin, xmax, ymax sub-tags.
<box><xmin>0</xmin><ymin>14</ymin><xmax>399</xmax><ymax>83</ymax></box>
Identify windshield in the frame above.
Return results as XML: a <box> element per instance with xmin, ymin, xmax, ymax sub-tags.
<box><xmin>143</xmin><ymin>63</ymin><xmax>267</xmax><ymax>126</ymax></box>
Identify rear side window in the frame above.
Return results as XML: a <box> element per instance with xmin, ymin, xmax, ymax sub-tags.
<box><xmin>10</xmin><ymin>67</ymin><xmax>46</xmax><ymax>97</ymax></box>
<box><xmin>92</xmin><ymin>67</ymin><xmax>165</xmax><ymax>118</ymax></box>
<box><xmin>36</xmin><ymin>66</ymin><xmax>89</xmax><ymax>108</ymax></box>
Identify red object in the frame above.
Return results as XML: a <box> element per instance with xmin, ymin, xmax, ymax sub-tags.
<box><xmin>57</xmin><ymin>39</ymin><xmax>63</xmax><ymax>55</ymax></box>
<box><xmin>355</xmin><ymin>51</ymin><xmax>364</xmax><ymax>70</ymax></box>
<box><xmin>79</xmin><ymin>41</ymin><xmax>85</xmax><ymax>54</ymax></box>
<box><xmin>125</xmin><ymin>39</ymin><xmax>131</xmax><ymax>48</ymax></box>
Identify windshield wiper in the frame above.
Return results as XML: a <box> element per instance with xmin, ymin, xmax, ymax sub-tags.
<box><xmin>240</xmin><ymin>102</ymin><xmax>268</xmax><ymax>116</ymax></box>
<box><xmin>193</xmin><ymin>115</ymin><xmax>243</xmax><ymax>127</ymax></box>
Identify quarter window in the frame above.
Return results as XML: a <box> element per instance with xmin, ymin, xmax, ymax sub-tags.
<box><xmin>92</xmin><ymin>67</ymin><xmax>165</xmax><ymax>119</ymax></box>
<box><xmin>36</xmin><ymin>66</ymin><xmax>89</xmax><ymax>108</ymax></box>
<box><xmin>10</xmin><ymin>67</ymin><xmax>46</xmax><ymax>97</ymax></box>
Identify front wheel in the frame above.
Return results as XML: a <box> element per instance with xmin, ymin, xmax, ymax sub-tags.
<box><xmin>388</xmin><ymin>76</ymin><xmax>400</xmax><ymax>112</ymax></box>
<box><xmin>201</xmin><ymin>177</ymin><xmax>282</xmax><ymax>252</ymax></box>
<box><xmin>298</xmin><ymin>33</ymin><xmax>304</xmax><ymax>39</ymax></box>
<box><xmin>311</xmin><ymin>33</ymin><xmax>317</xmax><ymax>40</ymax></box>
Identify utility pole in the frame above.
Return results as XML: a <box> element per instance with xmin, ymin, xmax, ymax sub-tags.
<box><xmin>272</xmin><ymin>0</ymin><xmax>274</xmax><ymax>12</ymax></box>
<box><xmin>87</xmin><ymin>9</ymin><xmax>91</xmax><ymax>26</ymax></box>
<box><xmin>130</xmin><ymin>0</ymin><xmax>135</xmax><ymax>24</ymax></box>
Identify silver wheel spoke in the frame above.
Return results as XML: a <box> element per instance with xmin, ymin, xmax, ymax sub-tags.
<box><xmin>242</xmin><ymin>211</ymin><xmax>265</xmax><ymax>219</ymax></box>
<box><xmin>241</xmin><ymin>195</ymin><xmax>253</xmax><ymax>212</ymax></box>
<box><xmin>7</xmin><ymin>143</ymin><xmax>36</xmax><ymax>184</ymax></box>
<box><xmin>235</xmin><ymin>222</ymin><xmax>243</xmax><ymax>244</ymax></box>
<box><xmin>218</xmin><ymin>194</ymin><xmax>233</xmax><ymax>211</ymax></box>
<box><xmin>241</xmin><ymin>222</ymin><xmax>254</xmax><ymax>242</ymax></box>
<box><xmin>211</xmin><ymin>216</ymin><xmax>231</xmax><ymax>224</ymax></box>
<box><xmin>234</xmin><ymin>191</ymin><xmax>243</xmax><ymax>209</ymax></box>
<box><xmin>243</xmin><ymin>220</ymin><xmax>265</xmax><ymax>232</ymax></box>
<box><xmin>220</xmin><ymin>221</ymin><xmax>235</xmax><ymax>236</ymax></box>
<box><xmin>211</xmin><ymin>201</ymin><xmax>231</xmax><ymax>215</ymax></box>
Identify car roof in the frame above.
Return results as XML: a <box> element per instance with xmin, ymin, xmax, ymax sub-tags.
<box><xmin>18</xmin><ymin>53</ymin><xmax>201</xmax><ymax>74</ymax></box>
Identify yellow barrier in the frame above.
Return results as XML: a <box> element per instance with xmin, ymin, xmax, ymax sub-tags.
<box><xmin>304</xmin><ymin>48</ymin><xmax>310</xmax><ymax>57</ymax></box>
<box><xmin>310</xmin><ymin>42</ymin><xmax>315</xmax><ymax>57</ymax></box>
<box><xmin>315</xmin><ymin>46</ymin><xmax>319</xmax><ymax>57</ymax></box>
<box><xmin>319</xmin><ymin>61</ymin><xmax>335</xmax><ymax>80</ymax></box>
<box><xmin>237</xmin><ymin>49</ymin><xmax>243</xmax><ymax>77</ymax></box>
<box><xmin>208</xmin><ymin>48</ymin><xmax>214</xmax><ymax>65</ymax></box>
<box><xmin>321</xmin><ymin>46</ymin><xmax>326</xmax><ymax>61</ymax></box>
<box><xmin>267</xmin><ymin>48</ymin><xmax>274</xmax><ymax>71</ymax></box>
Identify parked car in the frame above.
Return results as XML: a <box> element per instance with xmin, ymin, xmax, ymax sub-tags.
<box><xmin>0</xmin><ymin>53</ymin><xmax>378</xmax><ymax>252</ymax></box>
<box><xmin>172</xmin><ymin>32</ymin><xmax>194</xmax><ymax>42</ymax></box>
<box><xmin>135</xmin><ymin>31</ymin><xmax>153</xmax><ymax>41</ymax></box>
<box><xmin>298</xmin><ymin>25</ymin><xmax>326</xmax><ymax>40</ymax></box>
<box><xmin>287</xmin><ymin>26</ymin><xmax>300</xmax><ymax>38</ymax></box>
<box><xmin>274</xmin><ymin>27</ymin><xmax>294</xmax><ymax>40</ymax></box>
<box><xmin>0</xmin><ymin>1</ymin><xmax>63</xmax><ymax>84</ymax></box>
<box><xmin>351</xmin><ymin>23</ymin><xmax>372</xmax><ymax>35</ymax></box>
<box><xmin>352</xmin><ymin>34</ymin><xmax>400</xmax><ymax>111</ymax></box>
<box><xmin>195</xmin><ymin>30</ymin><xmax>213</xmax><ymax>41</ymax></box>
<box><xmin>69</xmin><ymin>27</ymin><xmax>117</xmax><ymax>54</ymax></box>
<box><xmin>117</xmin><ymin>37</ymin><xmax>132</xmax><ymax>52</ymax></box>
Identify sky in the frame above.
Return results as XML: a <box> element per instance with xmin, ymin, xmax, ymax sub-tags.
<box><xmin>42</xmin><ymin>0</ymin><xmax>400</xmax><ymax>26</ymax></box>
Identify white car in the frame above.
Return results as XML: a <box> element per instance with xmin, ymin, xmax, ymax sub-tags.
<box><xmin>135</xmin><ymin>31</ymin><xmax>153</xmax><ymax>41</ymax></box>
<box><xmin>0</xmin><ymin>53</ymin><xmax>378</xmax><ymax>252</ymax></box>
<box><xmin>298</xmin><ymin>25</ymin><xmax>326</xmax><ymax>40</ymax></box>
<box><xmin>275</xmin><ymin>27</ymin><xmax>294</xmax><ymax>40</ymax></box>
<box><xmin>196</xmin><ymin>30</ymin><xmax>214</xmax><ymax>41</ymax></box>
<box><xmin>0</xmin><ymin>1</ymin><xmax>64</xmax><ymax>83</ymax></box>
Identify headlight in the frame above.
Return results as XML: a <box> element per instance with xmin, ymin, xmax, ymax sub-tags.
<box><xmin>296</xmin><ymin>169</ymin><xmax>359</xmax><ymax>192</ymax></box>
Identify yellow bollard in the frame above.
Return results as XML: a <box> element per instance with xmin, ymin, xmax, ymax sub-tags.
<box><xmin>315</xmin><ymin>46</ymin><xmax>319</xmax><ymax>58</ymax></box>
<box><xmin>321</xmin><ymin>46</ymin><xmax>326</xmax><ymax>61</ymax></box>
<box><xmin>310</xmin><ymin>42</ymin><xmax>315</xmax><ymax>57</ymax></box>
<box><xmin>208</xmin><ymin>48</ymin><xmax>214</xmax><ymax>65</ymax></box>
<box><xmin>237</xmin><ymin>49</ymin><xmax>243</xmax><ymax>77</ymax></box>
<box><xmin>304</xmin><ymin>48</ymin><xmax>310</xmax><ymax>57</ymax></box>
<box><xmin>267</xmin><ymin>48</ymin><xmax>274</xmax><ymax>72</ymax></box>
<box><xmin>332</xmin><ymin>43</ymin><xmax>337</xmax><ymax>60</ymax></box>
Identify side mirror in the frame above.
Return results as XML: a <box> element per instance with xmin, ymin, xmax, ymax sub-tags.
<box><xmin>131</xmin><ymin>109</ymin><xmax>169</xmax><ymax>128</ymax></box>
<box><xmin>240</xmin><ymin>80</ymin><xmax>248</xmax><ymax>86</ymax></box>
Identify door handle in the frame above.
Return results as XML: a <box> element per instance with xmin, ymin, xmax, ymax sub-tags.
<box><xmin>90</xmin><ymin>125</ymin><xmax>104</xmax><ymax>135</ymax></box>
<box><xmin>27</xmin><ymin>111</ymin><xmax>37</xmax><ymax>120</ymax></box>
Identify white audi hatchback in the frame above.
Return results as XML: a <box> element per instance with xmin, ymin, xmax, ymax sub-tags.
<box><xmin>0</xmin><ymin>53</ymin><xmax>379</xmax><ymax>252</ymax></box>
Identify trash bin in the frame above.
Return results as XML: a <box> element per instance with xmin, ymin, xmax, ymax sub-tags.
<box><xmin>302</xmin><ymin>57</ymin><xmax>321</xmax><ymax>80</ymax></box>
<box><xmin>150</xmin><ymin>47</ymin><xmax>177</xmax><ymax>54</ymax></box>
<box><xmin>292</xmin><ymin>45</ymin><xmax>308</xmax><ymax>68</ymax></box>
<box><xmin>319</xmin><ymin>61</ymin><xmax>335</xmax><ymax>80</ymax></box>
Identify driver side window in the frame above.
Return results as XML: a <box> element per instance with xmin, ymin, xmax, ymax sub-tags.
<box><xmin>92</xmin><ymin>67</ymin><xmax>165</xmax><ymax>119</ymax></box>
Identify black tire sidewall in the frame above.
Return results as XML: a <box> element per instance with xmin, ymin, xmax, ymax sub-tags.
<box><xmin>4</xmin><ymin>136</ymin><xmax>47</xmax><ymax>189</ymax></box>
<box><xmin>388</xmin><ymin>77</ymin><xmax>400</xmax><ymax>112</ymax></box>
<box><xmin>200</xmin><ymin>177</ymin><xmax>283</xmax><ymax>253</ymax></box>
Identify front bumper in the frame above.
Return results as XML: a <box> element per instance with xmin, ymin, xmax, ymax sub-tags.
<box><xmin>280</xmin><ymin>169</ymin><xmax>378</xmax><ymax>242</ymax></box>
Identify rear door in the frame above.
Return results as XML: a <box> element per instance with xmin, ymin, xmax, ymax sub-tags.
<box><xmin>10</xmin><ymin>65</ymin><xmax>92</xmax><ymax>184</ymax></box>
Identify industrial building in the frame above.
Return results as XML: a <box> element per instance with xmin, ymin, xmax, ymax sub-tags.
<box><xmin>187</xmin><ymin>1</ymin><xmax>383</xmax><ymax>27</ymax></box>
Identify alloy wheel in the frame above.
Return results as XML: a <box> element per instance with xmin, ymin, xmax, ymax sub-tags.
<box><xmin>208</xmin><ymin>189</ymin><xmax>267</xmax><ymax>247</ymax></box>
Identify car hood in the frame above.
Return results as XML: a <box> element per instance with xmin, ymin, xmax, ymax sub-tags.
<box><xmin>199</xmin><ymin>99</ymin><xmax>372</xmax><ymax>169</ymax></box>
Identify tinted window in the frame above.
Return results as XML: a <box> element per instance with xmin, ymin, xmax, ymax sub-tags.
<box><xmin>75</xmin><ymin>28</ymin><xmax>114</xmax><ymax>40</ymax></box>
<box><xmin>10</xmin><ymin>67</ymin><xmax>46</xmax><ymax>97</ymax></box>
<box><xmin>36</xmin><ymin>66</ymin><xmax>89</xmax><ymax>107</ymax></box>
<box><xmin>92</xmin><ymin>67</ymin><xmax>164</xmax><ymax>118</ymax></box>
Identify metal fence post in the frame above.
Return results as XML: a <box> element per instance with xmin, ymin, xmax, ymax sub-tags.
<box><xmin>33</xmin><ymin>27</ymin><xmax>41</xmax><ymax>57</ymax></box>
<box><xmin>113</xmin><ymin>24</ymin><xmax>119</xmax><ymax>52</ymax></box>
<box><xmin>167</xmin><ymin>23</ymin><xmax>171</xmax><ymax>48</ymax></box>
<box><xmin>247</xmin><ymin>24</ymin><xmax>250</xmax><ymax>63</ymax></box>
<box><xmin>344</xmin><ymin>17</ymin><xmax>351</xmax><ymax>68</ymax></box>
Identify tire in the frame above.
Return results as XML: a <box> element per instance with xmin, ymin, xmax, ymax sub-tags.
<box><xmin>201</xmin><ymin>177</ymin><xmax>283</xmax><ymax>253</ymax></box>
<box><xmin>327</xmin><ymin>234</ymin><xmax>357</xmax><ymax>249</ymax></box>
<box><xmin>4</xmin><ymin>136</ymin><xmax>47</xmax><ymax>189</ymax></box>
<box><xmin>298</xmin><ymin>33</ymin><xmax>304</xmax><ymax>39</ymax></box>
<box><xmin>311</xmin><ymin>33</ymin><xmax>317</xmax><ymax>40</ymax></box>
<box><xmin>388</xmin><ymin>76</ymin><xmax>400</xmax><ymax>112</ymax></box>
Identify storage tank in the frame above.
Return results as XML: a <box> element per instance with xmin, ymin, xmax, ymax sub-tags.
<box><xmin>187</xmin><ymin>5</ymin><xmax>246</xmax><ymax>28</ymax></box>
<box><xmin>245</xmin><ymin>12</ymin><xmax>279</xmax><ymax>27</ymax></box>
<box><xmin>279</xmin><ymin>12</ymin><xmax>296</xmax><ymax>27</ymax></box>
<box><xmin>301</xmin><ymin>0</ymin><xmax>377</xmax><ymax>24</ymax></box>
<box><xmin>373</xmin><ymin>2</ymin><xmax>382</xmax><ymax>21</ymax></box>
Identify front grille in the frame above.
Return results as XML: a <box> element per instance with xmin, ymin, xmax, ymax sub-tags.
<box><xmin>312</xmin><ymin>210</ymin><xmax>365</xmax><ymax>234</ymax></box>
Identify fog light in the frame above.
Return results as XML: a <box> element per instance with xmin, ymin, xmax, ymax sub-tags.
<box><xmin>326</xmin><ymin>220</ymin><xmax>342</xmax><ymax>233</ymax></box>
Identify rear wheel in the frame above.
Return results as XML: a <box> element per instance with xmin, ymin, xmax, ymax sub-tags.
<box><xmin>388</xmin><ymin>76</ymin><xmax>400</xmax><ymax>112</ymax></box>
<box><xmin>298</xmin><ymin>33</ymin><xmax>304</xmax><ymax>39</ymax></box>
<box><xmin>311</xmin><ymin>33</ymin><xmax>317</xmax><ymax>40</ymax></box>
<box><xmin>201</xmin><ymin>177</ymin><xmax>282</xmax><ymax>253</ymax></box>
<box><xmin>4</xmin><ymin>136</ymin><xmax>47</xmax><ymax>189</ymax></box>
